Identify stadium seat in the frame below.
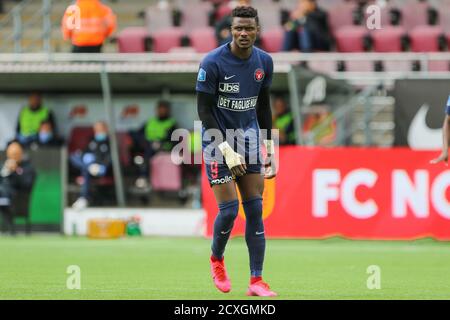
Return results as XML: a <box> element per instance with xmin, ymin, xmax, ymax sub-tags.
<box><xmin>68</xmin><ymin>126</ymin><xmax>94</xmax><ymax>154</ymax></box>
<box><xmin>215</xmin><ymin>2</ymin><xmax>232</xmax><ymax>22</ymax></box>
<box><xmin>254</xmin><ymin>3</ymin><xmax>282</xmax><ymax>30</ymax></box>
<box><xmin>334</xmin><ymin>26</ymin><xmax>370</xmax><ymax>52</ymax></box>
<box><xmin>117</xmin><ymin>27</ymin><xmax>148</xmax><ymax>53</ymax></box>
<box><xmin>438</xmin><ymin>4</ymin><xmax>450</xmax><ymax>32</ymax></box>
<box><xmin>176</xmin><ymin>0</ymin><xmax>212</xmax><ymax>31</ymax></box>
<box><xmin>409</xmin><ymin>25</ymin><xmax>445</xmax><ymax>52</ymax></box>
<box><xmin>398</xmin><ymin>1</ymin><xmax>431</xmax><ymax>30</ymax></box>
<box><xmin>327</xmin><ymin>2</ymin><xmax>360</xmax><ymax>35</ymax></box>
<box><xmin>371</xmin><ymin>26</ymin><xmax>407</xmax><ymax>52</ymax></box>
<box><xmin>260</xmin><ymin>27</ymin><xmax>284</xmax><ymax>53</ymax></box>
<box><xmin>150</xmin><ymin>152</ymin><xmax>182</xmax><ymax>192</ymax></box>
<box><xmin>145</xmin><ymin>4</ymin><xmax>174</xmax><ymax>33</ymax></box>
<box><xmin>150</xmin><ymin>28</ymin><xmax>184</xmax><ymax>53</ymax></box>
<box><xmin>189</xmin><ymin>28</ymin><xmax>217</xmax><ymax>53</ymax></box>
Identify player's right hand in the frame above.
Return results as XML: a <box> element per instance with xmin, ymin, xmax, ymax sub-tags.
<box><xmin>430</xmin><ymin>151</ymin><xmax>448</xmax><ymax>166</ymax></box>
<box><xmin>218</xmin><ymin>141</ymin><xmax>247</xmax><ymax>176</ymax></box>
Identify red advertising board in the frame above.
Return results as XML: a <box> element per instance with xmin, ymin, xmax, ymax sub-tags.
<box><xmin>202</xmin><ymin>147</ymin><xmax>450</xmax><ymax>240</ymax></box>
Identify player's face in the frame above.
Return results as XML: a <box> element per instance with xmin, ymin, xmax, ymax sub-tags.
<box><xmin>231</xmin><ymin>17</ymin><xmax>259</xmax><ymax>49</ymax></box>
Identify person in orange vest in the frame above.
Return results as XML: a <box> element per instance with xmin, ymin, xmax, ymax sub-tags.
<box><xmin>61</xmin><ymin>0</ymin><xmax>117</xmax><ymax>53</ymax></box>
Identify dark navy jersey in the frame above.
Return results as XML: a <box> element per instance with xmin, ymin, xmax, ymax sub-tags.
<box><xmin>196</xmin><ymin>43</ymin><xmax>273</xmax><ymax>164</ymax></box>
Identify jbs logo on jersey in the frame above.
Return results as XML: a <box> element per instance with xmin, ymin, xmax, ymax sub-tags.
<box><xmin>219</xmin><ymin>82</ymin><xmax>240</xmax><ymax>93</ymax></box>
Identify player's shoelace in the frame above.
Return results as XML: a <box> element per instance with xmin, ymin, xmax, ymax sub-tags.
<box><xmin>213</xmin><ymin>263</ymin><xmax>227</xmax><ymax>281</ymax></box>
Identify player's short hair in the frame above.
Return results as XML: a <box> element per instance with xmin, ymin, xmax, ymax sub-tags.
<box><xmin>231</xmin><ymin>6</ymin><xmax>259</xmax><ymax>25</ymax></box>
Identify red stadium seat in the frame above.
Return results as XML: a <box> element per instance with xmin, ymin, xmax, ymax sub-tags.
<box><xmin>145</xmin><ymin>4</ymin><xmax>174</xmax><ymax>33</ymax></box>
<box><xmin>177</xmin><ymin>1</ymin><xmax>211</xmax><ymax>31</ymax></box>
<box><xmin>116</xmin><ymin>132</ymin><xmax>132</xmax><ymax>167</ymax></box>
<box><xmin>439</xmin><ymin>4</ymin><xmax>450</xmax><ymax>32</ymax></box>
<box><xmin>254</xmin><ymin>3</ymin><xmax>282</xmax><ymax>30</ymax></box>
<box><xmin>68</xmin><ymin>127</ymin><xmax>94</xmax><ymax>154</ymax></box>
<box><xmin>189</xmin><ymin>28</ymin><xmax>217</xmax><ymax>53</ymax></box>
<box><xmin>117</xmin><ymin>27</ymin><xmax>148</xmax><ymax>53</ymax></box>
<box><xmin>150</xmin><ymin>28</ymin><xmax>184</xmax><ymax>53</ymax></box>
<box><xmin>150</xmin><ymin>152</ymin><xmax>182</xmax><ymax>191</ymax></box>
<box><xmin>409</xmin><ymin>26</ymin><xmax>444</xmax><ymax>52</ymax></box>
<box><xmin>327</xmin><ymin>2</ymin><xmax>359</xmax><ymax>35</ymax></box>
<box><xmin>334</xmin><ymin>26</ymin><xmax>369</xmax><ymax>52</ymax></box>
<box><xmin>371</xmin><ymin>26</ymin><xmax>407</xmax><ymax>52</ymax></box>
<box><xmin>260</xmin><ymin>27</ymin><xmax>284</xmax><ymax>53</ymax></box>
<box><xmin>398</xmin><ymin>0</ymin><xmax>430</xmax><ymax>30</ymax></box>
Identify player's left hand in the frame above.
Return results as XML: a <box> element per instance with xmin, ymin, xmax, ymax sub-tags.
<box><xmin>264</xmin><ymin>153</ymin><xmax>276</xmax><ymax>179</ymax></box>
<box><xmin>263</xmin><ymin>139</ymin><xmax>276</xmax><ymax>179</ymax></box>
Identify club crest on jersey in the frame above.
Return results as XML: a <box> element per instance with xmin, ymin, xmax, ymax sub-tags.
<box><xmin>219</xmin><ymin>82</ymin><xmax>240</xmax><ymax>93</ymax></box>
<box><xmin>254</xmin><ymin>68</ymin><xmax>265</xmax><ymax>82</ymax></box>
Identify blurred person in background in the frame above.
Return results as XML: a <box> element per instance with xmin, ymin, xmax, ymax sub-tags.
<box><xmin>272</xmin><ymin>96</ymin><xmax>296</xmax><ymax>145</ymax></box>
<box><xmin>215</xmin><ymin>0</ymin><xmax>252</xmax><ymax>46</ymax></box>
<box><xmin>35</xmin><ymin>120</ymin><xmax>64</xmax><ymax>148</ymax></box>
<box><xmin>282</xmin><ymin>0</ymin><xmax>331</xmax><ymax>52</ymax></box>
<box><xmin>133</xmin><ymin>100</ymin><xmax>177</xmax><ymax>189</ymax></box>
<box><xmin>0</xmin><ymin>142</ymin><xmax>36</xmax><ymax>235</ymax></box>
<box><xmin>15</xmin><ymin>92</ymin><xmax>57</xmax><ymax>147</ymax></box>
<box><xmin>61</xmin><ymin>0</ymin><xmax>117</xmax><ymax>53</ymax></box>
<box><xmin>70</xmin><ymin>121</ymin><xmax>111</xmax><ymax>210</ymax></box>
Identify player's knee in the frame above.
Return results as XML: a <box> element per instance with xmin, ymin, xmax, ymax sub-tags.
<box><xmin>242</xmin><ymin>196</ymin><xmax>263</xmax><ymax>220</ymax></box>
<box><xmin>218</xmin><ymin>199</ymin><xmax>239</xmax><ymax>222</ymax></box>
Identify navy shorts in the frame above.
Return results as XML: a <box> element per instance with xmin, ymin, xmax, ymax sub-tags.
<box><xmin>205</xmin><ymin>161</ymin><xmax>262</xmax><ymax>186</ymax></box>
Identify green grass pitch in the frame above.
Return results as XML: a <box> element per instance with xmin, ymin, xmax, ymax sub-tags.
<box><xmin>0</xmin><ymin>235</ymin><xmax>449</xmax><ymax>299</ymax></box>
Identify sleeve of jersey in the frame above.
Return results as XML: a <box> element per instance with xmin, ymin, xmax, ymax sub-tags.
<box><xmin>262</xmin><ymin>55</ymin><xmax>274</xmax><ymax>88</ymax></box>
<box><xmin>446</xmin><ymin>95</ymin><xmax>450</xmax><ymax>115</ymax></box>
<box><xmin>195</xmin><ymin>58</ymin><xmax>218</xmax><ymax>95</ymax></box>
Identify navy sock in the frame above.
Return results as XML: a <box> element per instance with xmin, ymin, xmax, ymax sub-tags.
<box><xmin>242</xmin><ymin>196</ymin><xmax>265</xmax><ymax>277</ymax></box>
<box><xmin>211</xmin><ymin>199</ymin><xmax>239</xmax><ymax>259</ymax></box>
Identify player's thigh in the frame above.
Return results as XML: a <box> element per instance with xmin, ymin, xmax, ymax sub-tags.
<box><xmin>206</xmin><ymin>161</ymin><xmax>238</xmax><ymax>203</ymax></box>
<box><xmin>212</xmin><ymin>182</ymin><xmax>238</xmax><ymax>203</ymax></box>
<box><xmin>236</xmin><ymin>173</ymin><xmax>264</xmax><ymax>201</ymax></box>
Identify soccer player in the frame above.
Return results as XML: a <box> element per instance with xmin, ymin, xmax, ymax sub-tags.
<box><xmin>196</xmin><ymin>6</ymin><xmax>277</xmax><ymax>297</ymax></box>
<box><xmin>430</xmin><ymin>96</ymin><xmax>450</xmax><ymax>166</ymax></box>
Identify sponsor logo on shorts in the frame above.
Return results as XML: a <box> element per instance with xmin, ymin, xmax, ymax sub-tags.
<box><xmin>211</xmin><ymin>175</ymin><xmax>233</xmax><ymax>185</ymax></box>
<box><xmin>219</xmin><ymin>82</ymin><xmax>240</xmax><ymax>93</ymax></box>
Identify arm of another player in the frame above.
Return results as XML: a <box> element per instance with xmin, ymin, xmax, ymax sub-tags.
<box><xmin>257</xmin><ymin>86</ymin><xmax>276</xmax><ymax>179</ymax></box>
<box><xmin>430</xmin><ymin>114</ymin><xmax>450</xmax><ymax>166</ymax></box>
<box><xmin>197</xmin><ymin>92</ymin><xmax>247</xmax><ymax>176</ymax></box>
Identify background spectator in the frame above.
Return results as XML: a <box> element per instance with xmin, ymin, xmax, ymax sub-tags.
<box><xmin>132</xmin><ymin>100</ymin><xmax>177</xmax><ymax>189</ymax></box>
<box><xmin>272</xmin><ymin>96</ymin><xmax>296</xmax><ymax>145</ymax></box>
<box><xmin>36</xmin><ymin>120</ymin><xmax>64</xmax><ymax>148</ymax></box>
<box><xmin>70</xmin><ymin>121</ymin><xmax>111</xmax><ymax>210</ymax></box>
<box><xmin>282</xmin><ymin>0</ymin><xmax>332</xmax><ymax>52</ymax></box>
<box><xmin>0</xmin><ymin>142</ymin><xmax>36</xmax><ymax>235</ymax></box>
<box><xmin>61</xmin><ymin>0</ymin><xmax>117</xmax><ymax>53</ymax></box>
<box><xmin>16</xmin><ymin>92</ymin><xmax>56</xmax><ymax>147</ymax></box>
